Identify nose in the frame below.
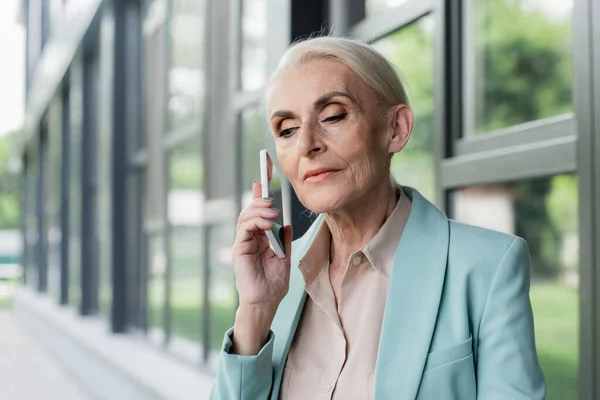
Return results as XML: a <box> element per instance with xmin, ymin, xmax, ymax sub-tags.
<box><xmin>296</xmin><ymin>123</ymin><xmax>324</xmax><ymax>157</ymax></box>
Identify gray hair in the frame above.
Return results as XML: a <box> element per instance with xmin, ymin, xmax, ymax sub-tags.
<box><xmin>269</xmin><ymin>36</ymin><xmax>409</xmax><ymax>108</ymax></box>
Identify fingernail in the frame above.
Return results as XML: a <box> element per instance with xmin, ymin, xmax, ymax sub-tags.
<box><xmin>263</xmin><ymin>197</ymin><xmax>273</xmax><ymax>203</ymax></box>
<box><xmin>269</xmin><ymin>208</ymin><xmax>280</xmax><ymax>213</ymax></box>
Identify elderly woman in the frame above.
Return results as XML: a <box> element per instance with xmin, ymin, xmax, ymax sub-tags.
<box><xmin>210</xmin><ymin>37</ymin><xmax>545</xmax><ymax>400</ymax></box>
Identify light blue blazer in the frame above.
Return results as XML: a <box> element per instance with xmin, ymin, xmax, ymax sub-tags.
<box><xmin>210</xmin><ymin>187</ymin><xmax>546</xmax><ymax>399</ymax></box>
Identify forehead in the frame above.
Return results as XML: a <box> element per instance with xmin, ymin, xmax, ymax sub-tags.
<box><xmin>267</xmin><ymin>59</ymin><xmax>365</xmax><ymax>113</ymax></box>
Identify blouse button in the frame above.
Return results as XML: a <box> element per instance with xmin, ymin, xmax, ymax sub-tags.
<box><xmin>352</xmin><ymin>256</ymin><xmax>361</xmax><ymax>266</ymax></box>
<box><xmin>324</xmin><ymin>384</ymin><xmax>333</xmax><ymax>393</ymax></box>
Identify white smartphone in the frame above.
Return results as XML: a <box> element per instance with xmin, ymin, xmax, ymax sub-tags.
<box><xmin>260</xmin><ymin>149</ymin><xmax>286</xmax><ymax>259</ymax></box>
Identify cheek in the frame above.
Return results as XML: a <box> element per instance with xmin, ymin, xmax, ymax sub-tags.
<box><xmin>276</xmin><ymin>150</ymin><xmax>298</xmax><ymax>182</ymax></box>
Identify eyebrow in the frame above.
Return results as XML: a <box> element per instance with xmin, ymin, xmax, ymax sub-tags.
<box><xmin>270</xmin><ymin>91</ymin><xmax>358</xmax><ymax>120</ymax></box>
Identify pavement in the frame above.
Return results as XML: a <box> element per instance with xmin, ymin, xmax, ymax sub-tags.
<box><xmin>0</xmin><ymin>308</ymin><xmax>93</xmax><ymax>400</ymax></box>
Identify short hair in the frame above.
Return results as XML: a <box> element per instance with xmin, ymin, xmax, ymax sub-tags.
<box><xmin>269</xmin><ymin>36</ymin><xmax>409</xmax><ymax>108</ymax></box>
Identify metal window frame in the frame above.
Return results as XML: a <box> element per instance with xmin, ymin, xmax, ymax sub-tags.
<box><xmin>80</xmin><ymin>42</ymin><xmax>101</xmax><ymax>316</ymax></box>
<box><xmin>60</xmin><ymin>79</ymin><xmax>71</xmax><ymax>305</ymax></box>
<box><xmin>574</xmin><ymin>0</ymin><xmax>599</xmax><ymax>397</ymax></box>
<box><xmin>441</xmin><ymin>135</ymin><xmax>578</xmax><ymax>188</ymax></box>
<box><xmin>37</xmin><ymin>121</ymin><xmax>48</xmax><ymax>293</ymax></box>
<box><xmin>593</xmin><ymin>0</ymin><xmax>600</xmax><ymax>391</ymax></box>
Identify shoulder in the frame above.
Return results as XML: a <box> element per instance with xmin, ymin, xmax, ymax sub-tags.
<box><xmin>445</xmin><ymin>219</ymin><xmax>531</xmax><ymax>317</ymax></box>
<box><xmin>445</xmin><ymin>220</ymin><xmax>530</xmax><ymax>301</ymax></box>
<box><xmin>447</xmin><ymin>219</ymin><xmax>523</xmax><ymax>267</ymax></box>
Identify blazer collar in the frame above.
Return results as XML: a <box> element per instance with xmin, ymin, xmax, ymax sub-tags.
<box><xmin>269</xmin><ymin>187</ymin><xmax>449</xmax><ymax>400</ymax></box>
<box><xmin>373</xmin><ymin>186</ymin><xmax>449</xmax><ymax>399</ymax></box>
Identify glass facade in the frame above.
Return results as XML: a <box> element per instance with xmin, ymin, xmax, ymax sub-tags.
<box><xmin>168</xmin><ymin>0</ymin><xmax>206</xmax><ymax>130</ymax></box>
<box><xmin>68</xmin><ymin>60</ymin><xmax>83</xmax><ymax>308</ymax></box>
<box><xmin>16</xmin><ymin>0</ymin><xmax>600</xmax><ymax>397</ymax></box>
<box><xmin>241</xmin><ymin>0</ymin><xmax>267</xmax><ymax>91</ymax></box>
<box><xmin>366</xmin><ymin>0</ymin><xmax>410</xmax><ymax>18</ymax></box>
<box><xmin>167</xmin><ymin>141</ymin><xmax>204</xmax><ymax>343</ymax></box>
<box><xmin>46</xmin><ymin>98</ymin><xmax>62</xmax><ymax>302</ymax></box>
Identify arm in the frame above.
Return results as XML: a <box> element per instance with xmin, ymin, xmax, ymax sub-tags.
<box><xmin>476</xmin><ymin>238</ymin><xmax>546</xmax><ymax>399</ymax></box>
<box><xmin>209</xmin><ymin>328</ymin><xmax>275</xmax><ymax>400</ymax></box>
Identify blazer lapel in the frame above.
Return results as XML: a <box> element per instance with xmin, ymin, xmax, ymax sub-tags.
<box><xmin>374</xmin><ymin>187</ymin><xmax>450</xmax><ymax>400</ymax></box>
<box><xmin>269</xmin><ymin>215</ymin><xmax>324</xmax><ymax>399</ymax></box>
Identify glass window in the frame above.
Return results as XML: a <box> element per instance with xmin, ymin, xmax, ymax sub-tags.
<box><xmin>98</xmin><ymin>18</ymin><xmax>115</xmax><ymax>318</ymax></box>
<box><xmin>366</xmin><ymin>0</ymin><xmax>411</xmax><ymax>19</ymax></box>
<box><xmin>208</xmin><ymin>223</ymin><xmax>236</xmax><ymax>352</ymax></box>
<box><xmin>68</xmin><ymin>63</ymin><xmax>84</xmax><ymax>308</ymax></box>
<box><xmin>241</xmin><ymin>0</ymin><xmax>267</xmax><ymax>91</ymax></box>
<box><xmin>372</xmin><ymin>16</ymin><xmax>436</xmax><ymax>202</ymax></box>
<box><xmin>167</xmin><ymin>140</ymin><xmax>205</xmax><ymax>343</ymax></box>
<box><xmin>46</xmin><ymin>99</ymin><xmax>63</xmax><ymax>303</ymax></box>
<box><xmin>240</xmin><ymin>105</ymin><xmax>268</xmax><ymax>207</ymax></box>
<box><xmin>465</xmin><ymin>0</ymin><xmax>573</xmax><ymax>134</ymax></box>
<box><xmin>452</xmin><ymin>174</ymin><xmax>579</xmax><ymax>400</ymax></box>
<box><xmin>168</xmin><ymin>0</ymin><xmax>206</xmax><ymax>131</ymax></box>
<box><xmin>148</xmin><ymin>233</ymin><xmax>167</xmax><ymax>337</ymax></box>
<box><xmin>24</xmin><ymin>151</ymin><xmax>38</xmax><ymax>290</ymax></box>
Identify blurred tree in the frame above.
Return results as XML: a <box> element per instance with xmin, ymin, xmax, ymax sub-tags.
<box><xmin>0</xmin><ymin>133</ymin><xmax>20</xmax><ymax>230</ymax></box>
<box><xmin>169</xmin><ymin>141</ymin><xmax>204</xmax><ymax>190</ymax></box>
<box><xmin>476</xmin><ymin>0</ymin><xmax>572</xmax><ymax>132</ymax></box>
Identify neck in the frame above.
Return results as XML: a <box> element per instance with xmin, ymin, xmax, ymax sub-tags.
<box><xmin>324</xmin><ymin>178</ymin><xmax>399</xmax><ymax>270</ymax></box>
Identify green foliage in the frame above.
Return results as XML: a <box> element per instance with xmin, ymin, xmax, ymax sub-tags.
<box><xmin>476</xmin><ymin>1</ymin><xmax>572</xmax><ymax>132</ymax></box>
<box><xmin>169</xmin><ymin>141</ymin><xmax>205</xmax><ymax>190</ymax></box>
<box><xmin>530</xmin><ymin>283</ymin><xmax>578</xmax><ymax>400</ymax></box>
<box><xmin>546</xmin><ymin>175</ymin><xmax>578</xmax><ymax>233</ymax></box>
<box><xmin>0</xmin><ymin>135</ymin><xmax>20</xmax><ymax>230</ymax></box>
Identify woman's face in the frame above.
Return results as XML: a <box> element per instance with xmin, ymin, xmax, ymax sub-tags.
<box><xmin>267</xmin><ymin>59</ymin><xmax>412</xmax><ymax>213</ymax></box>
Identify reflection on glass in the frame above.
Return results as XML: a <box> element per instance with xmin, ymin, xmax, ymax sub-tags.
<box><xmin>24</xmin><ymin>151</ymin><xmax>38</xmax><ymax>290</ymax></box>
<box><xmin>148</xmin><ymin>234</ymin><xmax>167</xmax><ymax>334</ymax></box>
<box><xmin>372</xmin><ymin>16</ymin><xmax>436</xmax><ymax>202</ymax></box>
<box><xmin>208</xmin><ymin>223</ymin><xmax>237</xmax><ymax>351</ymax></box>
<box><xmin>466</xmin><ymin>0</ymin><xmax>573</xmax><ymax>133</ymax></box>
<box><xmin>366</xmin><ymin>0</ymin><xmax>410</xmax><ymax>18</ymax></box>
<box><xmin>69</xmin><ymin>65</ymin><xmax>84</xmax><ymax>308</ymax></box>
<box><xmin>452</xmin><ymin>174</ymin><xmax>579</xmax><ymax>400</ymax></box>
<box><xmin>168</xmin><ymin>141</ymin><xmax>204</xmax><ymax>342</ymax></box>
<box><xmin>98</xmin><ymin>29</ymin><xmax>115</xmax><ymax>317</ymax></box>
<box><xmin>241</xmin><ymin>105</ymin><xmax>268</xmax><ymax>207</ymax></box>
<box><xmin>46</xmin><ymin>100</ymin><xmax>62</xmax><ymax>302</ymax></box>
<box><xmin>241</xmin><ymin>0</ymin><xmax>267</xmax><ymax>91</ymax></box>
<box><xmin>168</xmin><ymin>0</ymin><xmax>206</xmax><ymax>130</ymax></box>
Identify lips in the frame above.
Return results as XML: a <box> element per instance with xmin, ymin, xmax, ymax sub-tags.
<box><xmin>303</xmin><ymin>167</ymin><xmax>339</xmax><ymax>183</ymax></box>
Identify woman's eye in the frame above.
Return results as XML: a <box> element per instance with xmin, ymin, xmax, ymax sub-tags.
<box><xmin>322</xmin><ymin>113</ymin><xmax>346</xmax><ymax>123</ymax></box>
<box><xmin>278</xmin><ymin>127</ymin><xmax>296</xmax><ymax>138</ymax></box>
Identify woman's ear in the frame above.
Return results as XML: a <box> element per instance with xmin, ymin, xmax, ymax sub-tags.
<box><xmin>388</xmin><ymin>104</ymin><xmax>414</xmax><ymax>154</ymax></box>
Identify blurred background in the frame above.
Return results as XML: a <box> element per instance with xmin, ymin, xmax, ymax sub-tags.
<box><xmin>0</xmin><ymin>0</ymin><xmax>599</xmax><ymax>399</ymax></box>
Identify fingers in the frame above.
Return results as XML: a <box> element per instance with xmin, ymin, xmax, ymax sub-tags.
<box><xmin>252</xmin><ymin>180</ymin><xmax>262</xmax><ymax>200</ymax></box>
<box><xmin>236</xmin><ymin>217</ymin><xmax>276</xmax><ymax>244</ymax></box>
<box><xmin>237</xmin><ymin>197</ymin><xmax>278</xmax><ymax>229</ymax></box>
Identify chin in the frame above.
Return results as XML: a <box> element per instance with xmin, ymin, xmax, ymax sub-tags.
<box><xmin>297</xmin><ymin>184</ymin><xmax>349</xmax><ymax>214</ymax></box>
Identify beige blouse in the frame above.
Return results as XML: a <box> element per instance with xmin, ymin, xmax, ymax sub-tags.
<box><xmin>279</xmin><ymin>189</ymin><xmax>412</xmax><ymax>399</ymax></box>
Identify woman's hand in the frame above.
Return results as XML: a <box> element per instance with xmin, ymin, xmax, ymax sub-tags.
<box><xmin>231</xmin><ymin>181</ymin><xmax>293</xmax><ymax>355</ymax></box>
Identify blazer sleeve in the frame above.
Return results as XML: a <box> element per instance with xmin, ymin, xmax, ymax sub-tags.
<box><xmin>209</xmin><ymin>328</ymin><xmax>275</xmax><ymax>400</ymax></box>
<box><xmin>476</xmin><ymin>237</ymin><xmax>546</xmax><ymax>399</ymax></box>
